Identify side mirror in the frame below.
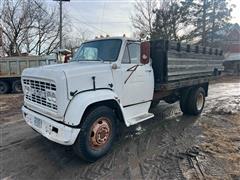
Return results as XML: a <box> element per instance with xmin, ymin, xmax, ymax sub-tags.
<box><xmin>140</xmin><ymin>41</ymin><xmax>150</xmax><ymax>64</ymax></box>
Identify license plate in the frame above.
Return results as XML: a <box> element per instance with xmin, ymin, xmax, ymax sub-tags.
<box><xmin>34</xmin><ymin>117</ymin><xmax>42</xmax><ymax>128</ymax></box>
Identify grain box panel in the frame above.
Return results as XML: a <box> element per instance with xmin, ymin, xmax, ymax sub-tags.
<box><xmin>19</xmin><ymin>61</ymin><xmax>28</xmax><ymax>74</ymax></box>
<box><xmin>150</xmin><ymin>39</ymin><xmax>224</xmax><ymax>86</ymax></box>
<box><xmin>9</xmin><ymin>61</ymin><xmax>18</xmax><ymax>75</ymax></box>
<box><xmin>29</xmin><ymin>60</ymin><xmax>39</xmax><ymax>67</ymax></box>
<box><xmin>0</xmin><ymin>61</ymin><xmax>9</xmax><ymax>76</ymax></box>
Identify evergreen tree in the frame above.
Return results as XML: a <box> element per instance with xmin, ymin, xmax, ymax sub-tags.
<box><xmin>190</xmin><ymin>0</ymin><xmax>233</xmax><ymax>47</ymax></box>
<box><xmin>150</xmin><ymin>0</ymin><xmax>234</xmax><ymax>46</ymax></box>
<box><xmin>151</xmin><ymin>0</ymin><xmax>194</xmax><ymax>41</ymax></box>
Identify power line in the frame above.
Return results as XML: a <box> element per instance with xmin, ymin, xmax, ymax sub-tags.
<box><xmin>70</xmin><ymin>23</ymin><xmax>93</xmax><ymax>35</ymax></box>
<box><xmin>64</xmin><ymin>0</ymin><xmax>136</xmax><ymax>2</ymax></box>
<box><xmin>71</xmin><ymin>20</ymin><xmax>129</xmax><ymax>24</ymax></box>
<box><xmin>33</xmin><ymin>0</ymin><xmax>49</xmax><ymax>15</ymax></box>
<box><xmin>71</xmin><ymin>16</ymin><xmax>109</xmax><ymax>34</ymax></box>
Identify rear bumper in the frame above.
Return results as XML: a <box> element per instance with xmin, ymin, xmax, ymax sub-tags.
<box><xmin>22</xmin><ymin>106</ymin><xmax>80</xmax><ymax>145</ymax></box>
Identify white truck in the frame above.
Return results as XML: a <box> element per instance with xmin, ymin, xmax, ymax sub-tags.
<box><xmin>21</xmin><ymin>37</ymin><xmax>223</xmax><ymax>162</ymax></box>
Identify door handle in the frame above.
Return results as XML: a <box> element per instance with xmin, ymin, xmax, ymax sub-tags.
<box><xmin>145</xmin><ymin>70</ymin><xmax>152</xmax><ymax>72</ymax></box>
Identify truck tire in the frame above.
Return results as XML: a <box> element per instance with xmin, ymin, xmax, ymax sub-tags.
<box><xmin>187</xmin><ymin>87</ymin><xmax>205</xmax><ymax>115</ymax></box>
<box><xmin>12</xmin><ymin>80</ymin><xmax>22</xmax><ymax>93</ymax></box>
<box><xmin>0</xmin><ymin>81</ymin><xmax>10</xmax><ymax>94</ymax></box>
<box><xmin>164</xmin><ymin>95</ymin><xmax>178</xmax><ymax>104</ymax></box>
<box><xmin>180</xmin><ymin>92</ymin><xmax>189</xmax><ymax>114</ymax></box>
<box><xmin>213</xmin><ymin>68</ymin><xmax>219</xmax><ymax>76</ymax></box>
<box><xmin>73</xmin><ymin>106</ymin><xmax>117</xmax><ymax>162</ymax></box>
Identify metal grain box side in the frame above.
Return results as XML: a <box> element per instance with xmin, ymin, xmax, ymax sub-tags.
<box><xmin>150</xmin><ymin>39</ymin><xmax>168</xmax><ymax>84</ymax></box>
<box><xmin>150</xmin><ymin>39</ymin><xmax>224</xmax><ymax>88</ymax></box>
<box><xmin>167</xmin><ymin>51</ymin><xmax>224</xmax><ymax>81</ymax></box>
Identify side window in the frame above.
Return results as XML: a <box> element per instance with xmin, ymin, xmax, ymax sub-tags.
<box><xmin>122</xmin><ymin>47</ymin><xmax>130</xmax><ymax>64</ymax></box>
<box><xmin>128</xmin><ymin>43</ymin><xmax>140</xmax><ymax>64</ymax></box>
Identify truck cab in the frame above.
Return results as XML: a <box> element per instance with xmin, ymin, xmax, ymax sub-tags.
<box><xmin>22</xmin><ymin>37</ymin><xmax>156</xmax><ymax>162</ymax></box>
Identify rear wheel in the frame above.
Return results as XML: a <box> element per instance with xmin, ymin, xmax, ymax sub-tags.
<box><xmin>73</xmin><ymin>106</ymin><xmax>117</xmax><ymax>162</ymax></box>
<box><xmin>0</xmin><ymin>81</ymin><xmax>10</xmax><ymax>94</ymax></box>
<box><xmin>187</xmin><ymin>87</ymin><xmax>205</xmax><ymax>115</ymax></box>
<box><xmin>180</xmin><ymin>87</ymin><xmax>206</xmax><ymax>115</ymax></box>
<box><xmin>180</xmin><ymin>93</ymin><xmax>189</xmax><ymax>114</ymax></box>
<box><xmin>12</xmin><ymin>80</ymin><xmax>22</xmax><ymax>93</ymax></box>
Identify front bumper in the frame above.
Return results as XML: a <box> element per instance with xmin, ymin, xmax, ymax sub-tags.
<box><xmin>22</xmin><ymin>106</ymin><xmax>80</xmax><ymax>145</ymax></box>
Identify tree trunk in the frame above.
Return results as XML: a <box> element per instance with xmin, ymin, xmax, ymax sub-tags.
<box><xmin>202</xmin><ymin>0</ymin><xmax>207</xmax><ymax>46</ymax></box>
<box><xmin>210</xmin><ymin>0</ymin><xmax>216</xmax><ymax>47</ymax></box>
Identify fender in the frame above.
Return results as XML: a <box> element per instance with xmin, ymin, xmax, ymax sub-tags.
<box><xmin>64</xmin><ymin>89</ymin><xmax>126</xmax><ymax>126</ymax></box>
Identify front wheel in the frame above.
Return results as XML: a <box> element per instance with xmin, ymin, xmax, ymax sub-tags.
<box><xmin>73</xmin><ymin>106</ymin><xmax>117</xmax><ymax>162</ymax></box>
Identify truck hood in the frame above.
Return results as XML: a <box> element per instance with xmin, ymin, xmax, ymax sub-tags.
<box><xmin>21</xmin><ymin>61</ymin><xmax>114</xmax><ymax>121</ymax></box>
<box><xmin>42</xmin><ymin>61</ymin><xmax>114</xmax><ymax>99</ymax></box>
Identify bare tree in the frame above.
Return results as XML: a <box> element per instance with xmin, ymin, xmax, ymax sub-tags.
<box><xmin>24</xmin><ymin>1</ymin><xmax>61</xmax><ymax>55</ymax></box>
<box><xmin>0</xmin><ymin>0</ymin><xmax>62</xmax><ymax>56</ymax></box>
<box><xmin>131</xmin><ymin>0</ymin><xmax>158</xmax><ymax>38</ymax></box>
<box><xmin>63</xmin><ymin>29</ymin><xmax>90</xmax><ymax>50</ymax></box>
<box><xmin>0</xmin><ymin>0</ymin><xmax>39</xmax><ymax>55</ymax></box>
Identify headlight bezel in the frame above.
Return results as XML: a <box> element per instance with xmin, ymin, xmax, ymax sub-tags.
<box><xmin>46</xmin><ymin>90</ymin><xmax>57</xmax><ymax>103</ymax></box>
<box><xmin>24</xmin><ymin>85</ymin><xmax>31</xmax><ymax>95</ymax></box>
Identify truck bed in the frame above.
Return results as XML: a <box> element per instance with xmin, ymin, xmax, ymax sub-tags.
<box><xmin>150</xmin><ymin>40</ymin><xmax>224</xmax><ymax>90</ymax></box>
<box><xmin>0</xmin><ymin>56</ymin><xmax>56</xmax><ymax>78</ymax></box>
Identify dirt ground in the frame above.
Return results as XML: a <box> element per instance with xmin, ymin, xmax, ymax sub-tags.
<box><xmin>0</xmin><ymin>76</ymin><xmax>239</xmax><ymax>180</ymax></box>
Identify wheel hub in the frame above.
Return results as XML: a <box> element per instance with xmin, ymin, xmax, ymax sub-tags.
<box><xmin>90</xmin><ymin>117</ymin><xmax>111</xmax><ymax>148</ymax></box>
<box><xmin>196</xmin><ymin>93</ymin><xmax>204</xmax><ymax>111</ymax></box>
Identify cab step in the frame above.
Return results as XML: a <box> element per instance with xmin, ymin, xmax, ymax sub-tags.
<box><xmin>127</xmin><ymin>113</ymin><xmax>154</xmax><ymax>126</ymax></box>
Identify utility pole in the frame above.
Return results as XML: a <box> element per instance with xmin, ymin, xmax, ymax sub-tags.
<box><xmin>53</xmin><ymin>0</ymin><xmax>70</xmax><ymax>49</ymax></box>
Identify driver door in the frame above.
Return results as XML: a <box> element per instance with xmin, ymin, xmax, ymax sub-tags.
<box><xmin>120</xmin><ymin>43</ymin><xmax>153</xmax><ymax>107</ymax></box>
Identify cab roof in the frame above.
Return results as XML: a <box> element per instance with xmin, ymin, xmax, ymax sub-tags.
<box><xmin>84</xmin><ymin>36</ymin><xmax>140</xmax><ymax>43</ymax></box>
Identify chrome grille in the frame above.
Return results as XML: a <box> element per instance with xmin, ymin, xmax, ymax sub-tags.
<box><xmin>23</xmin><ymin>78</ymin><xmax>57</xmax><ymax>111</ymax></box>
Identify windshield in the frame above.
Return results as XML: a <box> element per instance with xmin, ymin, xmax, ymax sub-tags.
<box><xmin>72</xmin><ymin>39</ymin><xmax>122</xmax><ymax>62</ymax></box>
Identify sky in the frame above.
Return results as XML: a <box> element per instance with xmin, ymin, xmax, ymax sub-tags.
<box><xmin>47</xmin><ymin>0</ymin><xmax>136</xmax><ymax>38</ymax></box>
<box><xmin>46</xmin><ymin>0</ymin><xmax>240</xmax><ymax>39</ymax></box>
<box><xmin>229</xmin><ymin>0</ymin><xmax>240</xmax><ymax>24</ymax></box>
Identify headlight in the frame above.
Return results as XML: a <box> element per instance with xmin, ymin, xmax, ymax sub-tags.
<box><xmin>46</xmin><ymin>91</ymin><xmax>56</xmax><ymax>103</ymax></box>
